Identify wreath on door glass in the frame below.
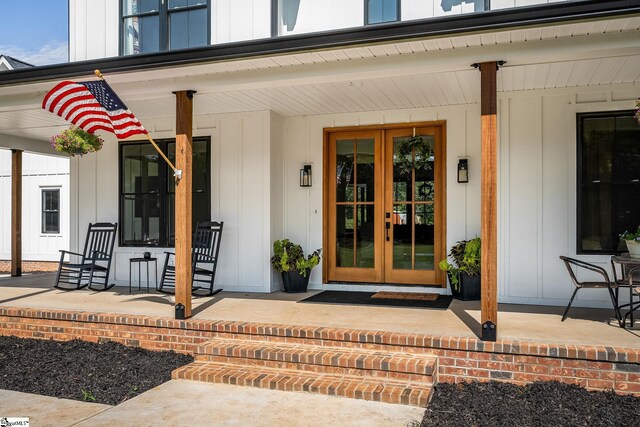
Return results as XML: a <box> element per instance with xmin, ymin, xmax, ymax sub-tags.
<box><xmin>394</xmin><ymin>135</ymin><xmax>434</xmax><ymax>176</ymax></box>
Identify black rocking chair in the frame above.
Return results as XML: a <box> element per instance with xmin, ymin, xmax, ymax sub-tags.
<box><xmin>158</xmin><ymin>221</ymin><xmax>223</xmax><ymax>296</ymax></box>
<box><xmin>54</xmin><ymin>222</ymin><xmax>118</xmax><ymax>291</ymax></box>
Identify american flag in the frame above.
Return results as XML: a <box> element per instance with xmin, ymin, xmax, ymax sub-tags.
<box><xmin>42</xmin><ymin>79</ymin><xmax>148</xmax><ymax>139</ymax></box>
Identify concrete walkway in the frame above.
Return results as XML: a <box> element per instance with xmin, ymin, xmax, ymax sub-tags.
<box><xmin>2</xmin><ymin>381</ymin><xmax>424</xmax><ymax>427</ymax></box>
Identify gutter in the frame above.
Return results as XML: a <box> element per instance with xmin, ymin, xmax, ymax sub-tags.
<box><xmin>1</xmin><ymin>0</ymin><xmax>639</xmax><ymax>86</ymax></box>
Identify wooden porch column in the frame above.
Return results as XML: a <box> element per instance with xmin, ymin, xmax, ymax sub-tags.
<box><xmin>175</xmin><ymin>90</ymin><xmax>195</xmax><ymax>319</ymax></box>
<box><xmin>478</xmin><ymin>61</ymin><xmax>502</xmax><ymax>341</ymax></box>
<box><xmin>11</xmin><ymin>149</ymin><xmax>22</xmax><ymax>277</ymax></box>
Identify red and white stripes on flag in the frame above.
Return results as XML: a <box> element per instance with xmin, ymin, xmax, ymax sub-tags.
<box><xmin>42</xmin><ymin>79</ymin><xmax>148</xmax><ymax>139</ymax></box>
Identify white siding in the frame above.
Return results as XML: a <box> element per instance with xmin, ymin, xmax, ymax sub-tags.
<box><xmin>402</xmin><ymin>0</ymin><xmax>483</xmax><ymax>20</ymax></box>
<box><xmin>492</xmin><ymin>0</ymin><xmax>568</xmax><ymax>10</ymax></box>
<box><xmin>275</xmin><ymin>0</ymin><xmax>363</xmax><ymax>36</ymax></box>
<box><xmin>213</xmin><ymin>0</ymin><xmax>271</xmax><ymax>44</ymax></box>
<box><xmin>0</xmin><ymin>151</ymin><xmax>70</xmax><ymax>261</ymax></box>
<box><xmin>69</xmin><ymin>0</ymin><xmax>119</xmax><ymax>61</ymax></box>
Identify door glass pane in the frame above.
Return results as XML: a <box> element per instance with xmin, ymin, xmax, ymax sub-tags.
<box><xmin>355</xmin><ymin>204</ymin><xmax>375</xmax><ymax>268</ymax></box>
<box><xmin>336</xmin><ymin>140</ymin><xmax>354</xmax><ymax>203</ymax></box>
<box><xmin>414</xmin><ymin>135</ymin><xmax>435</xmax><ymax>202</ymax></box>
<box><xmin>356</xmin><ymin>138</ymin><xmax>375</xmax><ymax>202</ymax></box>
<box><xmin>336</xmin><ymin>205</ymin><xmax>354</xmax><ymax>268</ymax></box>
<box><xmin>393</xmin><ymin>204</ymin><xmax>412</xmax><ymax>270</ymax></box>
<box><xmin>393</xmin><ymin>136</ymin><xmax>412</xmax><ymax>202</ymax></box>
<box><xmin>415</xmin><ymin>204</ymin><xmax>435</xmax><ymax>270</ymax></box>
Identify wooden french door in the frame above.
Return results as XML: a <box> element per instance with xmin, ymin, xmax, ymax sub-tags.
<box><xmin>325</xmin><ymin>123</ymin><xmax>446</xmax><ymax>286</ymax></box>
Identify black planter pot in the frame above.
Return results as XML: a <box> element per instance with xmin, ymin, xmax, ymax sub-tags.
<box><xmin>449</xmin><ymin>272</ymin><xmax>481</xmax><ymax>301</ymax></box>
<box><xmin>281</xmin><ymin>270</ymin><xmax>311</xmax><ymax>293</ymax></box>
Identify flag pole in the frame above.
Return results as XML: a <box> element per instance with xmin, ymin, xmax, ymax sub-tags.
<box><xmin>94</xmin><ymin>69</ymin><xmax>182</xmax><ymax>179</ymax></box>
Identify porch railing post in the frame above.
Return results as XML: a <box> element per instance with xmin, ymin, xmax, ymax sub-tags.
<box><xmin>174</xmin><ymin>90</ymin><xmax>196</xmax><ymax>319</ymax></box>
<box><xmin>11</xmin><ymin>149</ymin><xmax>22</xmax><ymax>277</ymax></box>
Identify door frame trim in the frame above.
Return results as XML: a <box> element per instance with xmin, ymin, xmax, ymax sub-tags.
<box><xmin>322</xmin><ymin>120</ymin><xmax>447</xmax><ymax>286</ymax></box>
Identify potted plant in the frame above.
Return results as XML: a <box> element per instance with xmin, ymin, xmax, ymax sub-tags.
<box><xmin>620</xmin><ymin>226</ymin><xmax>640</xmax><ymax>258</ymax></box>
<box><xmin>271</xmin><ymin>239</ymin><xmax>322</xmax><ymax>293</ymax></box>
<box><xmin>438</xmin><ymin>237</ymin><xmax>481</xmax><ymax>300</ymax></box>
<box><xmin>50</xmin><ymin>126</ymin><xmax>103</xmax><ymax>157</ymax></box>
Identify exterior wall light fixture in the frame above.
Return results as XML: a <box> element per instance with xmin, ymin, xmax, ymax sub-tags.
<box><xmin>300</xmin><ymin>164</ymin><xmax>312</xmax><ymax>187</ymax></box>
<box><xmin>457</xmin><ymin>158</ymin><xmax>469</xmax><ymax>183</ymax></box>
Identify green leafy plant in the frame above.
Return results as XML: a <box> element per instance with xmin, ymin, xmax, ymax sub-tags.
<box><xmin>81</xmin><ymin>388</ymin><xmax>96</xmax><ymax>402</ymax></box>
<box><xmin>438</xmin><ymin>237</ymin><xmax>481</xmax><ymax>292</ymax></box>
<box><xmin>271</xmin><ymin>239</ymin><xmax>321</xmax><ymax>278</ymax></box>
<box><xmin>635</xmin><ymin>98</ymin><xmax>640</xmax><ymax>125</ymax></box>
<box><xmin>50</xmin><ymin>126</ymin><xmax>103</xmax><ymax>157</ymax></box>
<box><xmin>620</xmin><ymin>226</ymin><xmax>640</xmax><ymax>242</ymax></box>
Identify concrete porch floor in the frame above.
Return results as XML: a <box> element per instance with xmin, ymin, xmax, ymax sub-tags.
<box><xmin>1</xmin><ymin>273</ymin><xmax>638</xmax><ymax>349</ymax></box>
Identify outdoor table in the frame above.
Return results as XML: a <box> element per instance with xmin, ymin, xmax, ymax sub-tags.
<box><xmin>129</xmin><ymin>257</ymin><xmax>158</xmax><ymax>293</ymax></box>
<box><xmin>611</xmin><ymin>254</ymin><xmax>640</xmax><ymax>328</ymax></box>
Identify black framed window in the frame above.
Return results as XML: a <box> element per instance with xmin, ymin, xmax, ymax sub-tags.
<box><xmin>365</xmin><ymin>0</ymin><xmax>400</xmax><ymax>25</ymax></box>
<box><xmin>119</xmin><ymin>137</ymin><xmax>211</xmax><ymax>246</ymax></box>
<box><xmin>42</xmin><ymin>189</ymin><xmax>61</xmax><ymax>234</ymax></box>
<box><xmin>577</xmin><ymin>111</ymin><xmax>640</xmax><ymax>254</ymax></box>
<box><xmin>121</xmin><ymin>0</ymin><xmax>209</xmax><ymax>55</ymax></box>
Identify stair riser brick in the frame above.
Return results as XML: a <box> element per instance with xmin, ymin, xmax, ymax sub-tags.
<box><xmin>194</xmin><ymin>354</ymin><xmax>435</xmax><ymax>382</ymax></box>
<box><xmin>195</xmin><ymin>349</ymin><xmax>435</xmax><ymax>376</ymax></box>
<box><xmin>173</xmin><ymin>364</ymin><xmax>431</xmax><ymax>407</ymax></box>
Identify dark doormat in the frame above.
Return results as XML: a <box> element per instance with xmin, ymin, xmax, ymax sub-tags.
<box><xmin>299</xmin><ymin>290</ymin><xmax>452</xmax><ymax>309</ymax></box>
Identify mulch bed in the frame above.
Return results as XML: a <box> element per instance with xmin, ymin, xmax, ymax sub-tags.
<box><xmin>421</xmin><ymin>381</ymin><xmax>640</xmax><ymax>427</ymax></box>
<box><xmin>0</xmin><ymin>336</ymin><xmax>193</xmax><ymax>405</ymax></box>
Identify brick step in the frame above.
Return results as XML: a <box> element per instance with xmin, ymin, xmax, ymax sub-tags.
<box><xmin>172</xmin><ymin>361</ymin><xmax>433</xmax><ymax>407</ymax></box>
<box><xmin>195</xmin><ymin>337</ymin><xmax>437</xmax><ymax>381</ymax></box>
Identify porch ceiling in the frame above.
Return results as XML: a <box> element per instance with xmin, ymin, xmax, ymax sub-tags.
<box><xmin>0</xmin><ymin>16</ymin><xmax>639</xmax><ymax>145</ymax></box>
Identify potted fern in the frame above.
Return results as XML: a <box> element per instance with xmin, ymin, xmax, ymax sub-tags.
<box><xmin>438</xmin><ymin>237</ymin><xmax>481</xmax><ymax>300</ymax></box>
<box><xmin>271</xmin><ymin>239</ymin><xmax>322</xmax><ymax>293</ymax></box>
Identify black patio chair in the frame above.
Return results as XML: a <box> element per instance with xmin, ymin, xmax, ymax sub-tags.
<box><xmin>559</xmin><ymin>256</ymin><xmax>621</xmax><ymax>324</ymax></box>
<box><xmin>54</xmin><ymin>222</ymin><xmax>118</xmax><ymax>291</ymax></box>
<box><xmin>158</xmin><ymin>221</ymin><xmax>223</xmax><ymax>296</ymax></box>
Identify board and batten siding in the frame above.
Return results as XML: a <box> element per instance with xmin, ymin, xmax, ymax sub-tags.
<box><xmin>0</xmin><ymin>151</ymin><xmax>70</xmax><ymax>262</ymax></box>
<box><xmin>70</xmin><ymin>110</ymin><xmax>282</xmax><ymax>292</ymax></box>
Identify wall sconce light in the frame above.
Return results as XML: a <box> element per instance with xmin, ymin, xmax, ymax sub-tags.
<box><xmin>300</xmin><ymin>164</ymin><xmax>312</xmax><ymax>187</ymax></box>
<box><xmin>457</xmin><ymin>158</ymin><xmax>469</xmax><ymax>183</ymax></box>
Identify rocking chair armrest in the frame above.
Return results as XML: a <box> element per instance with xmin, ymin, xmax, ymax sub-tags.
<box><xmin>59</xmin><ymin>249</ymin><xmax>84</xmax><ymax>258</ymax></box>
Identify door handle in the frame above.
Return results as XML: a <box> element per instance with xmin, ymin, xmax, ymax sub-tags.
<box><xmin>386</xmin><ymin>222</ymin><xmax>390</xmax><ymax>241</ymax></box>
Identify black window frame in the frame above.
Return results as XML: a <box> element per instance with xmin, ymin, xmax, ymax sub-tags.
<box><xmin>120</xmin><ymin>0</ymin><xmax>211</xmax><ymax>55</ymax></box>
<box><xmin>41</xmin><ymin>188</ymin><xmax>61</xmax><ymax>234</ymax></box>
<box><xmin>118</xmin><ymin>137</ymin><xmax>211</xmax><ymax>247</ymax></box>
<box><xmin>365</xmin><ymin>0</ymin><xmax>401</xmax><ymax>25</ymax></box>
<box><xmin>576</xmin><ymin>110</ymin><xmax>640</xmax><ymax>255</ymax></box>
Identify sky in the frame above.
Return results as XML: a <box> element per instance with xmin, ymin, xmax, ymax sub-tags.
<box><xmin>0</xmin><ymin>0</ymin><xmax>69</xmax><ymax>66</ymax></box>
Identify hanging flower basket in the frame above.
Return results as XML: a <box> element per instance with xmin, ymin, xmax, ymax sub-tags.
<box><xmin>50</xmin><ymin>126</ymin><xmax>103</xmax><ymax>157</ymax></box>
